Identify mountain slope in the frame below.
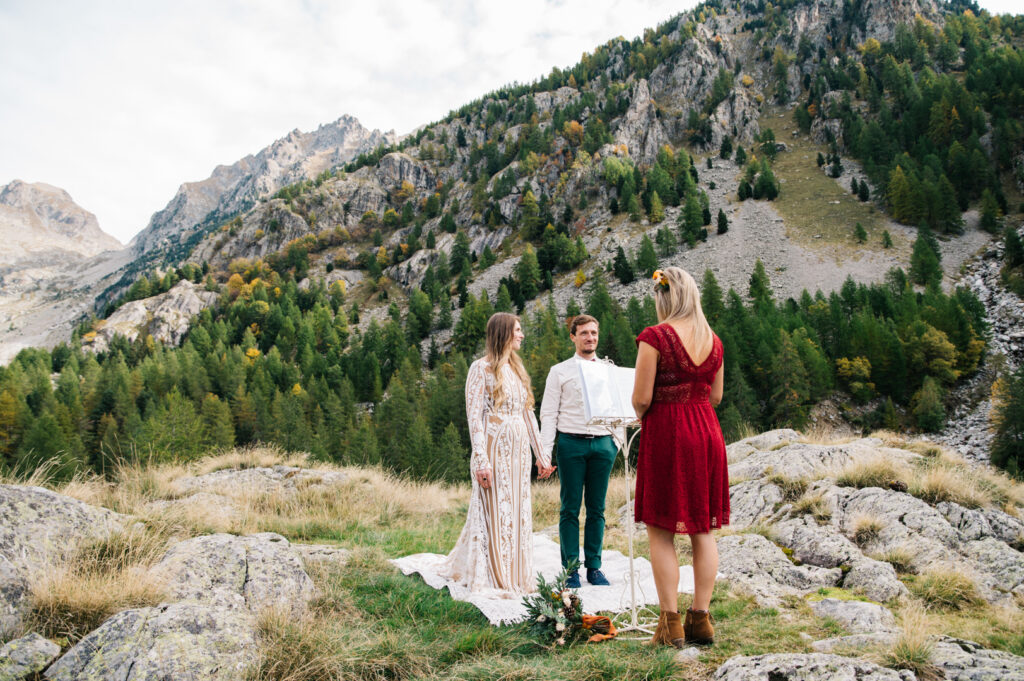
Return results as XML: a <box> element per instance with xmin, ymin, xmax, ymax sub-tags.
<box><xmin>129</xmin><ymin>115</ymin><xmax>397</xmax><ymax>258</ymax></box>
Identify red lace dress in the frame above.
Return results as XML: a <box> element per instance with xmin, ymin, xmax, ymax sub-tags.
<box><xmin>634</xmin><ymin>324</ymin><xmax>729</xmax><ymax>535</ymax></box>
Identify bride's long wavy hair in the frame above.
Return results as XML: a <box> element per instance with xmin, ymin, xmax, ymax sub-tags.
<box><xmin>485</xmin><ymin>312</ymin><xmax>534</xmax><ymax>409</ymax></box>
<box><xmin>655</xmin><ymin>266</ymin><xmax>713</xmax><ymax>360</ymax></box>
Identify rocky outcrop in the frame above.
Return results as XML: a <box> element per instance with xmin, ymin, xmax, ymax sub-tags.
<box><xmin>84</xmin><ymin>279</ymin><xmax>218</xmax><ymax>353</ymax></box>
<box><xmin>930</xmin><ymin>636</ymin><xmax>1024</xmax><ymax>681</ymax></box>
<box><xmin>727</xmin><ymin>431</ymin><xmax>1024</xmax><ymax>604</ymax></box>
<box><xmin>172</xmin><ymin>464</ymin><xmax>347</xmax><ymax>496</ymax></box>
<box><xmin>0</xmin><ymin>485</ymin><xmax>125</xmax><ymax>636</ymax></box>
<box><xmin>0</xmin><ymin>180</ymin><xmax>121</xmax><ymax>266</ymax></box>
<box><xmin>375</xmin><ymin>152</ymin><xmax>436</xmax><ymax>192</ymax></box>
<box><xmin>712</xmin><ymin>653</ymin><xmax>913</xmax><ymax>680</ymax></box>
<box><xmin>43</xmin><ymin>601</ymin><xmax>257</xmax><ymax>681</ymax></box>
<box><xmin>613</xmin><ymin>80</ymin><xmax>669</xmax><ymax>166</ymax></box>
<box><xmin>153</xmin><ymin>533</ymin><xmax>315</xmax><ymax>617</ymax></box>
<box><xmin>808</xmin><ymin>598</ymin><xmax>897</xmax><ymax>634</ymax></box>
<box><xmin>716</xmin><ymin>534</ymin><xmax>843</xmax><ymax>606</ymax></box>
<box><xmin>130</xmin><ymin>115</ymin><xmax>396</xmax><ymax>257</ymax></box>
<box><xmin>0</xmin><ymin>632</ymin><xmax>61</xmax><ymax>681</ymax></box>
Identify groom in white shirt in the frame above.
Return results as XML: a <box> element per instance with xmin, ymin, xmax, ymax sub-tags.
<box><xmin>539</xmin><ymin>314</ymin><xmax>623</xmax><ymax>588</ymax></box>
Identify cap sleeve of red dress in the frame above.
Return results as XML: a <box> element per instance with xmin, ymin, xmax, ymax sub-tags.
<box><xmin>636</xmin><ymin>326</ymin><xmax>661</xmax><ymax>352</ymax></box>
<box><xmin>711</xmin><ymin>333</ymin><xmax>724</xmax><ymax>373</ymax></box>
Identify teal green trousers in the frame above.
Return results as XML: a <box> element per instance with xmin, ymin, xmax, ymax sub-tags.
<box><xmin>556</xmin><ymin>432</ymin><xmax>617</xmax><ymax>570</ymax></box>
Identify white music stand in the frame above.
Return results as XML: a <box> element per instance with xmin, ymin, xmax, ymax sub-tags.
<box><xmin>577</xmin><ymin>361</ymin><xmax>658</xmax><ymax>636</ymax></box>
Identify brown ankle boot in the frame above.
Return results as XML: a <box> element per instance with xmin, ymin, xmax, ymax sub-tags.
<box><xmin>684</xmin><ymin>608</ymin><xmax>714</xmax><ymax>645</ymax></box>
<box><xmin>664</xmin><ymin>611</ymin><xmax>685</xmax><ymax>648</ymax></box>
<box><xmin>648</xmin><ymin>611</ymin><xmax>669</xmax><ymax>645</ymax></box>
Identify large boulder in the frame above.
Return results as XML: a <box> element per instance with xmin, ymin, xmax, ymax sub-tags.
<box><xmin>0</xmin><ymin>485</ymin><xmax>125</xmax><ymax>636</ymax></box>
<box><xmin>172</xmin><ymin>464</ymin><xmax>346</xmax><ymax>496</ymax></box>
<box><xmin>808</xmin><ymin>598</ymin><xmax>897</xmax><ymax>634</ymax></box>
<box><xmin>0</xmin><ymin>632</ymin><xmax>61</xmax><ymax>681</ymax></box>
<box><xmin>152</xmin><ymin>532</ymin><xmax>315</xmax><ymax>617</ymax></box>
<box><xmin>930</xmin><ymin>637</ymin><xmax>1024</xmax><ymax>681</ymax></box>
<box><xmin>712</xmin><ymin>653</ymin><xmax>914</xmax><ymax>680</ymax></box>
<box><xmin>716</xmin><ymin>534</ymin><xmax>842</xmax><ymax>607</ymax></box>
<box><xmin>43</xmin><ymin>602</ymin><xmax>257</xmax><ymax>681</ymax></box>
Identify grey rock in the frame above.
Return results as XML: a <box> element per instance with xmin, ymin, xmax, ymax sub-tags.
<box><xmin>292</xmin><ymin>543</ymin><xmax>350</xmax><ymax>567</ymax></box>
<box><xmin>88</xmin><ymin>279</ymin><xmax>218</xmax><ymax>353</ymax></box>
<box><xmin>0</xmin><ymin>632</ymin><xmax>61</xmax><ymax>681</ymax></box>
<box><xmin>842</xmin><ymin>559</ymin><xmax>908</xmax><ymax>603</ymax></box>
<box><xmin>811</xmin><ymin>632</ymin><xmax>898</xmax><ymax>653</ymax></box>
<box><xmin>173</xmin><ymin>464</ymin><xmax>347</xmax><ymax>496</ymax></box>
<box><xmin>728</xmin><ymin>479</ymin><xmax>785</xmax><ymax>529</ymax></box>
<box><xmin>675</xmin><ymin>646</ymin><xmax>701</xmax><ymax>662</ymax></box>
<box><xmin>716</xmin><ymin>534</ymin><xmax>842</xmax><ymax>607</ymax></box>
<box><xmin>930</xmin><ymin>636</ymin><xmax>1024</xmax><ymax>681</ymax></box>
<box><xmin>964</xmin><ymin>537</ymin><xmax>1024</xmax><ymax>596</ymax></box>
<box><xmin>726</xmin><ymin>428</ymin><xmax>801</xmax><ymax>464</ymax></box>
<box><xmin>612</xmin><ymin>80</ymin><xmax>668</xmax><ymax>166</ymax></box>
<box><xmin>729</xmin><ymin>440</ymin><xmax>884</xmax><ymax>481</ymax></box>
<box><xmin>143</xmin><ymin>492</ymin><xmax>242</xmax><ymax>525</ymax></box>
<box><xmin>44</xmin><ymin>601</ymin><xmax>257</xmax><ymax>681</ymax></box>
<box><xmin>937</xmin><ymin>501</ymin><xmax>1024</xmax><ymax>545</ymax></box>
<box><xmin>712</xmin><ymin>653</ymin><xmax>913</xmax><ymax>680</ymax></box>
<box><xmin>0</xmin><ymin>485</ymin><xmax>124</xmax><ymax>634</ymax></box>
<box><xmin>153</xmin><ymin>532</ymin><xmax>315</xmax><ymax>618</ymax></box>
<box><xmin>809</xmin><ymin>598</ymin><xmax>897</xmax><ymax>634</ymax></box>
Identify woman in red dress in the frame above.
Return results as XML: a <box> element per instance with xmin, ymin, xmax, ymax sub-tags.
<box><xmin>632</xmin><ymin>266</ymin><xmax>728</xmax><ymax>648</ymax></box>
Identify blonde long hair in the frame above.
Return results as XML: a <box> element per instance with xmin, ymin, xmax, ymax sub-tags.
<box><xmin>655</xmin><ymin>266</ymin><xmax>713</xmax><ymax>360</ymax></box>
<box><xmin>485</xmin><ymin>312</ymin><xmax>534</xmax><ymax>409</ymax></box>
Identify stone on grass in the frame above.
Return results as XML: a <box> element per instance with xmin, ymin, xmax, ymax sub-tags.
<box><xmin>712</xmin><ymin>653</ymin><xmax>914</xmax><ymax>680</ymax></box>
<box><xmin>0</xmin><ymin>633</ymin><xmax>61</xmax><ymax>681</ymax></box>
<box><xmin>808</xmin><ymin>598</ymin><xmax>897</xmax><ymax>634</ymax></box>
<box><xmin>930</xmin><ymin>637</ymin><xmax>1024</xmax><ymax>681</ymax></box>
<box><xmin>811</xmin><ymin>632</ymin><xmax>898</xmax><ymax>653</ymax></box>
<box><xmin>153</xmin><ymin>532</ymin><xmax>315</xmax><ymax>617</ymax></box>
<box><xmin>173</xmin><ymin>465</ymin><xmax>346</xmax><ymax>496</ymax></box>
<box><xmin>44</xmin><ymin>602</ymin><xmax>257</xmax><ymax>681</ymax></box>
<box><xmin>716</xmin><ymin>534</ymin><xmax>841</xmax><ymax>607</ymax></box>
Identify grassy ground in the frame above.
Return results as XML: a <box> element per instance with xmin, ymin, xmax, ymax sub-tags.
<box><xmin>757</xmin><ymin>109</ymin><xmax>906</xmax><ymax>258</ymax></box>
<box><xmin>7</xmin><ymin>439</ymin><xmax>1024</xmax><ymax>680</ymax></box>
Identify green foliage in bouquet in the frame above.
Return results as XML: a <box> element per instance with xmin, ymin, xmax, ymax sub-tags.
<box><xmin>521</xmin><ymin>562</ymin><xmax>584</xmax><ymax>646</ymax></box>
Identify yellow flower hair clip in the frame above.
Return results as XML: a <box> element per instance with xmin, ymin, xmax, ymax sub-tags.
<box><xmin>652</xmin><ymin>269</ymin><xmax>669</xmax><ymax>291</ymax></box>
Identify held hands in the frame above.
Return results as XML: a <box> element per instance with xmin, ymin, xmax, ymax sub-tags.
<box><xmin>537</xmin><ymin>464</ymin><xmax>557</xmax><ymax>479</ymax></box>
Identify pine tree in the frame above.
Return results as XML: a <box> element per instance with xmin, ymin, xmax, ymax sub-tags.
<box><xmin>769</xmin><ymin>330</ymin><xmax>810</xmax><ymax>428</ymax></box>
<box><xmin>627</xmin><ymin>194</ymin><xmax>642</xmax><ymax>223</ymax></box>
<box><xmin>912</xmin><ymin>376</ymin><xmax>945</xmax><ymax>432</ymax></box>
<box><xmin>882</xmin><ymin>230</ymin><xmax>893</xmax><ymax>248</ymax></box>
<box><xmin>854</xmin><ymin>222</ymin><xmax>868</xmax><ymax>243</ymax></box>
<box><xmin>636</xmin><ymin>235</ymin><xmax>658</xmax><ymax>278</ymax></box>
<box><xmin>735</xmin><ymin>146</ymin><xmax>747</xmax><ymax>166</ymax></box>
<box><xmin>649</xmin><ymin>191</ymin><xmax>665</xmax><ymax>224</ymax></box>
<box><xmin>1005</xmin><ymin>226</ymin><xmax>1024</xmax><ymax>269</ymax></box>
<box><xmin>992</xmin><ymin>367</ymin><xmax>1024</xmax><ymax>475</ymax></box>
<box><xmin>701</xmin><ymin>270</ymin><xmax>724</xmax><ymax>325</ymax></box>
<box><xmin>858</xmin><ymin>179</ymin><xmax>870</xmax><ymax>202</ymax></box>
<box><xmin>748</xmin><ymin>259</ymin><xmax>772</xmax><ymax>306</ymax></box>
<box><xmin>909</xmin><ymin>226</ymin><xmax>942</xmax><ymax>287</ymax></box>
<box><xmin>719</xmin><ymin>136</ymin><xmax>733</xmax><ymax>160</ymax></box>
<box><xmin>612</xmin><ymin>246</ymin><xmax>635</xmax><ymax>284</ymax></box>
<box><xmin>516</xmin><ymin>244</ymin><xmax>542</xmax><ymax>300</ymax></box>
<box><xmin>717</xmin><ymin>209</ymin><xmax>729</xmax><ymax>235</ymax></box>
<box><xmin>851</xmin><ymin>177</ymin><xmax>859</xmax><ymax>195</ymax></box>
<box><xmin>980</xmin><ymin>188</ymin><xmax>1002</xmax><ymax>234</ymax></box>
<box><xmin>680</xmin><ymin>192</ymin><xmax>703</xmax><ymax>246</ymax></box>
<box><xmin>200</xmin><ymin>393</ymin><xmax>235</xmax><ymax>450</ymax></box>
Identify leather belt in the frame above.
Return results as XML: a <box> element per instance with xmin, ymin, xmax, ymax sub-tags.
<box><xmin>559</xmin><ymin>431</ymin><xmax>606</xmax><ymax>440</ymax></box>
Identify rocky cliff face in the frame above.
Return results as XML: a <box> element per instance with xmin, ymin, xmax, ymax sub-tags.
<box><xmin>0</xmin><ymin>180</ymin><xmax>121</xmax><ymax>267</ymax></box>
<box><xmin>129</xmin><ymin>115</ymin><xmax>397</xmax><ymax>257</ymax></box>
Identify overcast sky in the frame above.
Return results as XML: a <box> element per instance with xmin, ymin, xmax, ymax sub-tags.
<box><xmin>0</xmin><ymin>0</ymin><xmax>1018</xmax><ymax>245</ymax></box>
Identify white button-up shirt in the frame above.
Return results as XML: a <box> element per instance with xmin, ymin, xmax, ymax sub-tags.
<box><xmin>538</xmin><ymin>354</ymin><xmax>625</xmax><ymax>461</ymax></box>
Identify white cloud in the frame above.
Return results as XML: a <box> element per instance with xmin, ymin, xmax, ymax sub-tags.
<box><xmin>0</xmin><ymin>0</ymin><xmax>1015</xmax><ymax>244</ymax></box>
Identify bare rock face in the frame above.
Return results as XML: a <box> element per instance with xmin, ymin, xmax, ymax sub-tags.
<box><xmin>0</xmin><ymin>485</ymin><xmax>125</xmax><ymax>637</ymax></box>
<box><xmin>716</xmin><ymin>534</ymin><xmax>843</xmax><ymax>606</ymax></box>
<box><xmin>152</xmin><ymin>533</ymin><xmax>315</xmax><ymax>618</ymax></box>
<box><xmin>130</xmin><ymin>115</ymin><xmax>396</xmax><ymax>257</ymax></box>
<box><xmin>85</xmin><ymin>279</ymin><xmax>218</xmax><ymax>353</ymax></box>
<box><xmin>172</xmin><ymin>464</ymin><xmax>347</xmax><ymax>496</ymax></box>
<box><xmin>375</xmin><ymin>152</ymin><xmax>436</xmax><ymax>192</ymax></box>
<box><xmin>0</xmin><ymin>632</ymin><xmax>61</xmax><ymax>681</ymax></box>
<box><xmin>808</xmin><ymin>598</ymin><xmax>897</xmax><ymax>634</ymax></box>
<box><xmin>930</xmin><ymin>637</ymin><xmax>1024</xmax><ymax>681</ymax></box>
<box><xmin>712</xmin><ymin>653</ymin><xmax>913</xmax><ymax>680</ymax></box>
<box><xmin>0</xmin><ymin>180</ymin><xmax>121</xmax><ymax>266</ymax></box>
<box><xmin>613</xmin><ymin>80</ymin><xmax>669</xmax><ymax>166</ymax></box>
<box><xmin>43</xmin><ymin>601</ymin><xmax>257</xmax><ymax>681</ymax></box>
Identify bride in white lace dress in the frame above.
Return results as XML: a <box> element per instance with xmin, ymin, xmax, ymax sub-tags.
<box><xmin>440</xmin><ymin>312</ymin><xmax>556</xmax><ymax>596</ymax></box>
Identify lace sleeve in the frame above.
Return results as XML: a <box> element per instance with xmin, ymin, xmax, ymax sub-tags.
<box><xmin>465</xmin><ymin>360</ymin><xmax>491</xmax><ymax>473</ymax></box>
<box><xmin>524</xmin><ymin>406</ymin><xmax>549</xmax><ymax>469</ymax></box>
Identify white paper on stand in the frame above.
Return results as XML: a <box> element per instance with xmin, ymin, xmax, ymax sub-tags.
<box><xmin>577</xmin><ymin>361</ymin><xmax>637</xmax><ymax>422</ymax></box>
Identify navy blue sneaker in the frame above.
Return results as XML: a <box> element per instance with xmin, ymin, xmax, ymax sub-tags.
<box><xmin>587</xmin><ymin>568</ymin><xmax>610</xmax><ymax>586</ymax></box>
<box><xmin>566</xmin><ymin>570</ymin><xmax>581</xmax><ymax>588</ymax></box>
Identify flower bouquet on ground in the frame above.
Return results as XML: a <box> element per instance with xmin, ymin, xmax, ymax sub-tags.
<box><xmin>521</xmin><ymin>562</ymin><xmax>617</xmax><ymax>645</ymax></box>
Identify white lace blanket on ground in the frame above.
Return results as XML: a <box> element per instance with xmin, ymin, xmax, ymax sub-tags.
<box><xmin>390</xmin><ymin>534</ymin><xmax>697</xmax><ymax>626</ymax></box>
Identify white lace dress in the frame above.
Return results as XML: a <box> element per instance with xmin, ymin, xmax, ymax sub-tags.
<box><xmin>439</xmin><ymin>357</ymin><xmax>549</xmax><ymax>596</ymax></box>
